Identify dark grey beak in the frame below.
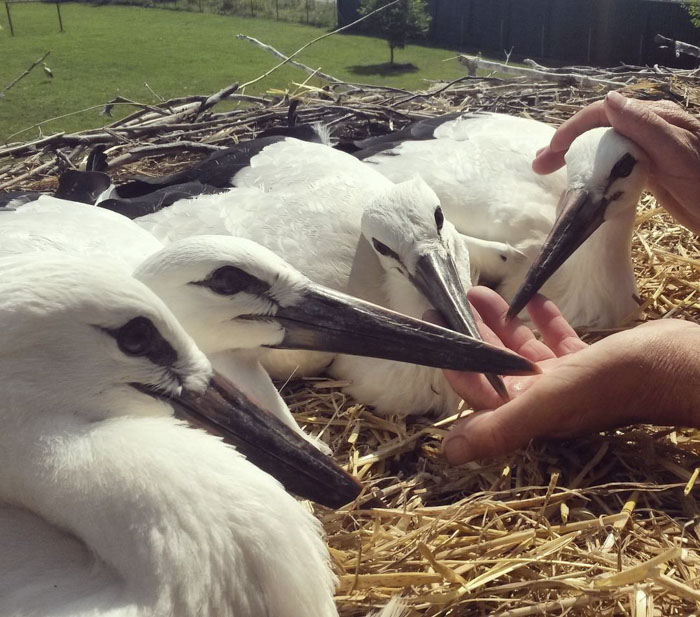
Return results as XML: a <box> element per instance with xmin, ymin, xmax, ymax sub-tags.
<box><xmin>507</xmin><ymin>188</ymin><xmax>606</xmax><ymax>320</ymax></box>
<box><xmin>411</xmin><ymin>249</ymin><xmax>511</xmax><ymax>400</ymax></box>
<box><xmin>269</xmin><ymin>283</ymin><xmax>538</xmax><ymax>376</ymax></box>
<box><xmin>171</xmin><ymin>371</ymin><xmax>362</xmax><ymax>508</ymax></box>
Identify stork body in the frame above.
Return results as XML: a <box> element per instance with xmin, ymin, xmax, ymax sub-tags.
<box><xmin>3</xmin><ymin>198</ymin><xmax>533</xmax><ymax>427</ymax></box>
<box><xmin>135</xmin><ymin>138</ymin><xmax>525</xmax><ymax>415</ymax></box>
<box><xmin>0</xmin><ymin>255</ymin><xmax>337</xmax><ymax>617</ymax></box>
<box><xmin>0</xmin><ymin>198</ymin><xmax>316</xmax><ymax>445</ymax></box>
<box><xmin>359</xmin><ymin>113</ymin><xmax>648</xmax><ymax>328</ymax></box>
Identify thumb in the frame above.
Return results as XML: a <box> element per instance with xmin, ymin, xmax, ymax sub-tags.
<box><xmin>441</xmin><ymin>366</ymin><xmax>589</xmax><ymax>464</ymax></box>
<box><xmin>603</xmin><ymin>92</ymin><xmax>686</xmax><ymax>166</ymax></box>
<box><xmin>442</xmin><ymin>402</ymin><xmax>538</xmax><ymax>465</ymax></box>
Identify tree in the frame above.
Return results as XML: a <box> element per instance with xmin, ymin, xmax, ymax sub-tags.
<box><xmin>359</xmin><ymin>0</ymin><xmax>431</xmax><ymax>65</ymax></box>
<box><xmin>684</xmin><ymin>0</ymin><xmax>700</xmax><ymax>28</ymax></box>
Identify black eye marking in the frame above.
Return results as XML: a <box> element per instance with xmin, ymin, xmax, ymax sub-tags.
<box><xmin>500</xmin><ymin>254</ymin><xmax>507</xmax><ymax>262</ymax></box>
<box><xmin>105</xmin><ymin>317</ymin><xmax>178</xmax><ymax>367</ymax></box>
<box><xmin>610</xmin><ymin>153</ymin><xmax>637</xmax><ymax>180</ymax></box>
<box><xmin>193</xmin><ymin>265</ymin><xmax>270</xmax><ymax>297</ymax></box>
<box><xmin>372</xmin><ymin>238</ymin><xmax>400</xmax><ymax>261</ymax></box>
<box><xmin>434</xmin><ymin>206</ymin><xmax>444</xmax><ymax>232</ymax></box>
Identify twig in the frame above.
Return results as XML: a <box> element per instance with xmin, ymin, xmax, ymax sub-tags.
<box><xmin>458</xmin><ymin>54</ymin><xmax>626</xmax><ymax>89</ymax></box>
<box><xmin>106</xmin><ymin>141</ymin><xmax>222</xmax><ymax>169</ymax></box>
<box><xmin>197</xmin><ymin>81</ymin><xmax>239</xmax><ymax>114</ymax></box>
<box><xmin>0</xmin><ymin>51</ymin><xmax>51</xmax><ymax>100</ymax></box>
<box><xmin>654</xmin><ymin>34</ymin><xmax>700</xmax><ymax>61</ymax></box>
<box><xmin>237</xmin><ymin>0</ymin><xmax>401</xmax><ymax>91</ymax></box>
<box><xmin>237</xmin><ymin>35</ymin><xmax>343</xmax><ymax>84</ymax></box>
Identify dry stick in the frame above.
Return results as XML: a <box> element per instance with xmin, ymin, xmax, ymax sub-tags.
<box><xmin>100</xmin><ymin>96</ymin><xmax>170</xmax><ymax>120</ymax></box>
<box><xmin>0</xmin><ymin>132</ymin><xmax>66</xmax><ymax>157</ymax></box>
<box><xmin>106</xmin><ymin>141</ymin><xmax>222</xmax><ymax>169</ymax></box>
<box><xmin>458</xmin><ymin>54</ymin><xmax>627</xmax><ymax>89</ymax></box>
<box><xmin>0</xmin><ymin>51</ymin><xmax>51</xmax><ymax>100</ymax></box>
<box><xmin>236</xmin><ymin>0</ymin><xmax>401</xmax><ymax>91</ymax></box>
<box><xmin>237</xmin><ymin>35</ymin><xmax>343</xmax><ymax>84</ymax></box>
<box><xmin>0</xmin><ymin>160</ymin><xmax>54</xmax><ymax>191</ymax></box>
<box><xmin>197</xmin><ymin>81</ymin><xmax>239</xmax><ymax>114</ymax></box>
<box><xmin>3</xmin><ymin>102</ymin><xmax>158</xmax><ymax>144</ymax></box>
<box><xmin>654</xmin><ymin>34</ymin><xmax>700</xmax><ymax>60</ymax></box>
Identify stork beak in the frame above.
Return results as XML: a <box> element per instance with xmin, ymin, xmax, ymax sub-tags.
<box><xmin>411</xmin><ymin>250</ymin><xmax>512</xmax><ymax>400</ymax></box>
<box><xmin>171</xmin><ymin>371</ymin><xmax>362</xmax><ymax>508</ymax></box>
<box><xmin>507</xmin><ymin>188</ymin><xmax>606</xmax><ymax>320</ymax></box>
<box><xmin>270</xmin><ymin>284</ymin><xmax>537</xmax><ymax>376</ymax></box>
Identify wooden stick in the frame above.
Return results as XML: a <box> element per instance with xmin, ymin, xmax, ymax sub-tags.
<box><xmin>237</xmin><ymin>35</ymin><xmax>343</xmax><ymax>83</ymax></box>
<box><xmin>197</xmin><ymin>81</ymin><xmax>239</xmax><ymax>113</ymax></box>
<box><xmin>458</xmin><ymin>54</ymin><xmax>626</xmax><ymax>89</ymax></box>
<box><xmin>106</xmin><ymin>141</ymin><xmax>222</xmax><ymax>169</ymax></box>
<box><xmin>237</xmin><ymin>0</ymin><xmax>401</xmax><ymax>91</ymax></box>
<box><xmin>0</xmin><ymin>51</ymin><xmax>51</xmax><ymax>99</ymax></box>
<box><xmin>654</xmin><ymin>34</ymin><xmax>700</xmax><ymax>60</ymax></box>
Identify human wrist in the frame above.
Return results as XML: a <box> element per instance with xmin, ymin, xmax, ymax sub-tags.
<box><xmin>629</xmin><ymin>322</ymin><xmax>700</xmax><ymax>428</ymax></box>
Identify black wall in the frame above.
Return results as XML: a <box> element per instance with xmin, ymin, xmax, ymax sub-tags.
<box><xmin>338</xmin><ymin>0</ymin><xmax>699</xmax><ymax>68</ymax></box>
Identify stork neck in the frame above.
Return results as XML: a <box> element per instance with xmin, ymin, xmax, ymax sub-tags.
<box><xmin>0</xmin><ymin>400</ymin><xmax>326</xmax><ymax>617</ymax></box>
<box><xmin>209</xmin><ymin>350</ymin><xmax>301</xmax><ymax>432</ymax></box>
<box><xmin>556</xmin><ymin>205</ymin><xmax>638</xmax><ymax>327</ymax></box>
<box><xmin>0</xmin><ymin>409</ymin><xmax>243</xmax><ymax>614</ymax></box>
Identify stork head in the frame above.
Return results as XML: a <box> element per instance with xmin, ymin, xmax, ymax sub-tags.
<box><xmin>0</xmin><ymin>254</ymin><xmax>210</xmax><ymax>420</ymax></box>
<box><xmin>360</xmin><ymin>177</ymin><xmax>512</xmax><ymax>399</ymax></box>
<box><xmin>361</xmin><ymin>177</ymin><xmax>479</xmax><ymax>335</ymax></box>
<box><xmin>0</xmin><ymin>254</ymin><xmax>363</xmax><ymax>508</ymax></box>
<box><xmin>135</xmin><ymin>235</ymin><xmax>537</xmax><ymax>378</ymax></box>
<box><xmin>508</xmin><ymin>128</ymin><xmax>648</xmax><ymax>319</ymax></box>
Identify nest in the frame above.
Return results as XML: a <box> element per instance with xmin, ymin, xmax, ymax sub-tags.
<box><xmin>1</xmin><ymin>55</ymin><xmax>698</xmax><ymax>615</ymax></box>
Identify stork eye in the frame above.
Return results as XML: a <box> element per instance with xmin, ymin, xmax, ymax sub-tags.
<box><xmin>208</xmin><ymin>266</ymin><xmax>255</xmax><ymax>296</ymax></box>
<box><xmin>610</xmin><ymin>153</ymin><xmax>637</xmax><ymax>179</ymax></box>
<box><xmin>116</xmin><ymin>317</ymin><xmax>156</xmax><ymax>357</ymax></box>
<box><xmin>372</xmin><ymin>238</ymin><xmax>400</xmax><ymax>261</ymax></box>
<box><xmin>434</xmin><ymin>206</ymin><xmax>444</xmax><ymax>232</ymax></box>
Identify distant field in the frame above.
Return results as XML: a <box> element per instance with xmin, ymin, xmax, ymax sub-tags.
<box><xmin>0</xmin><ymin>3</ymin><xmax>469</xmax><ymax>142</ymax></box>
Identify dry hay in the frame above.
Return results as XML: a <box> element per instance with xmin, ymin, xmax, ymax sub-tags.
<box><xmin>1</xmin><ymin>58</ymin><xmax>698</xmax><ymax>615</ymax></box>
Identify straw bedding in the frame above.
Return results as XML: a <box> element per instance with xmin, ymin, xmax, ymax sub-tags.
<box><xmin>1</xmin><ymin>55</ymin><xmax>698</xmax><ymax>616</ymax></box>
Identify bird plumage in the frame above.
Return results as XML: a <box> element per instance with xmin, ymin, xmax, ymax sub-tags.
<box><xmin>359</xmin><ymin>113</ymin><xmax>648</xmax><ymax>328</ymax></box>
<box><xmin>132</xmin><ymin>140</ymin><xmax>486</xmax><ymax>415</ymax></box>
<box><xmin>0</xmin><ymin>254</ymin><xmax>336</xmax><ymax>617</ymax></box>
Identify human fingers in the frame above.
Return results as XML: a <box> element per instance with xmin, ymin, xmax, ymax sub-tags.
<box><xmin>442</xmin><ymin>353</ymin><xmax>609</xmax><ymax>464</ymax></box>
<box><xmin>467</xmin><ymin>287</ymin><xmax>556</xmax><ymax>362</ymax></box>
<box><xmin>532</xmin><ymin>101</ymin><xmax>610</xmax><ymax>175</ymax></box>
<box><xmin>603</xmin><ymin>92</ymin><xmax>700</xmax><ymax>170</ymax></box>
<box><xmin>424</xmin><ymin>306</ymin><xmax>509</xmax><ymax>410</ymax></box>
<box><xmin>525</xmin><ymin>295</ymin><xmax>587</xmax><ymax>356</ymax></box>
<box><xmin>531</xmin><ymin>146</ymin><xmax>566</xmax><ymax>175</ymax></box>
<box><xmin>549</xmin><ymin>99</ymin><xmax>609</xmax><ymax>152</ymax></box>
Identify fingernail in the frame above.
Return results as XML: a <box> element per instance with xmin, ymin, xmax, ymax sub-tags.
<box><xmin>442</xmin><ymin>434</ymin><xmax>469</xmax><ymax>465</ymax></box>
<box><xmin>606</xmin><ymin>90</ymin><xmax>628</xmax><ymax>110</ymax></box>
<box><xmin>534</xmin><ymin>146</ymin><xmax>547</xmax><ymax>158</ymax></box>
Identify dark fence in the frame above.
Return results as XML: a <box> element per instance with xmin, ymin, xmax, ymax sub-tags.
<box><xmin>338</xmin><ymin>0</ymin><xmax>699</xmax><ymax>68</ymax></box>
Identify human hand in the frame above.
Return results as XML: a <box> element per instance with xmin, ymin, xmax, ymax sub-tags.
<box><xmin>532</xmin><ymin>92</ymin><xmax>700</xmax><ymax>234</ymax></box>
<box><xmin>439</xmin><ymin>287</ymin><xmax>700</xmax><ymax>465</ymax></box>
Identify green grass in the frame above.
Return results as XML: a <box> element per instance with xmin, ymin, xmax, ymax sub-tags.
<box><xmin>0</xmin><ymin>3</ymin><xmax>467</xmax><ymax>142</ymax></box>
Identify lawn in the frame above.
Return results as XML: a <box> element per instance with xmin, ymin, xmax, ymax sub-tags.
<box><xmin>0</xmin><ymin>3</ymin><xmax>468</xmax><ymax>142</ymax></box>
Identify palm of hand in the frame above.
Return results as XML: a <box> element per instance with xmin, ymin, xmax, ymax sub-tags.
<box><xmin>438</xmin><ymin>287</ymin><xmax>698</xmax><ymax>465</ymax></box>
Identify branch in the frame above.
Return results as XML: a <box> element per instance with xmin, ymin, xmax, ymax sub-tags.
<box><xmin>654</xmin><ymin>34</ymin><xmax>700</xmax><ymax>60</ymax></box>
<box><xmin>237</xmin><ymin>35</ymin><xmax>343</xmax><ymax>84</ymax></box>
<box><xmin>198</xmin><ymin>81</ymin><xmax>239</xmax><ymax>113</ymax></box>
<box><xmin>107</xmin><ymin>141</ymin><xmax>222</xmax><ymax>169</ymax></box>
<box><xmin>458</xmin><ymin>54</ymin><xmax>626</xmax><ymax>89</ymax></box>
<box><xmin>237</xmin><ymin>0</ymin><xmax>400</xmax><ymax>91</ymax></box>
<box><xmin>0</xmin><ymin>51</ymin><xmax>51</xmax><ymax>100</ymax></box>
